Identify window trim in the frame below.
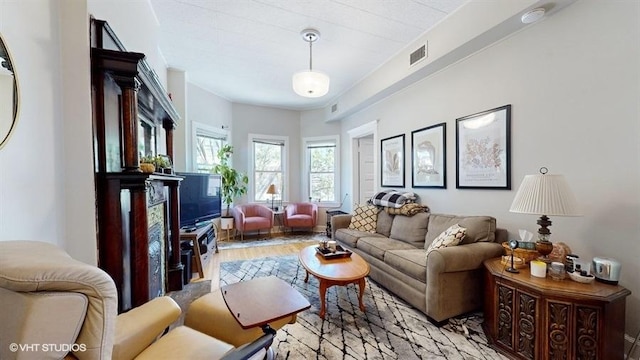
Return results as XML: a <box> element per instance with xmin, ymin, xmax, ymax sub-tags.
<box><xmin>303</xmin><ymin>135</ymin><xmax>340</xmax><ymax>206</ymax></box>
<box><xmin>191</xmin><ymin>121</ymin><xmax>228</xmax><ymax>172</ymax></box>
<box><xmin>248</xmin><ymin>133</ymin><xmax>289</xmax><ymax>203</ymax></box>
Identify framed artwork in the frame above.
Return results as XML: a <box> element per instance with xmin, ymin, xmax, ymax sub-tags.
<box><xmin>411</xmin><ymin>122</ymin><xmax>446</xmax><ymax>188</ymax></box>
<box><xmin>456</xmin><ymin>105</ymin><xmax>511</xmax><ymax>189</ymax></box>
<box><xmin>380</xmin><ymin>134</ymin><xmax>405</xmax><ymax>188</ymax></box>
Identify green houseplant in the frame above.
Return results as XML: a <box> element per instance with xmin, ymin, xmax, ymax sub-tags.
<box><xmin>212</xmin><ymin>145</ymin><xmax>249</xmax><ymax>225</ymax></box>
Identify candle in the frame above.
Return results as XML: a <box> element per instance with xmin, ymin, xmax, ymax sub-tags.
<box><xmin>530</xmin><ymin>260</ymin><xmax>547</xmax><ymax>278</ymax></box>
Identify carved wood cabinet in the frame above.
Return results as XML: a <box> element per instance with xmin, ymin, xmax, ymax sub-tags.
<box><xmin>483</xmin><ymin>258</ymin><xmax>630</xmax><ymax>360</ymax></box>
<box><xmin>90</xmin><ymin>19</ymin><xmax>184</xmax><ymax>312</ymax></box>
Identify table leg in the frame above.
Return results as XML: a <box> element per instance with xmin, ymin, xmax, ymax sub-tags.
<box><xmin>304</xmin><ymin>269</ymin><xmax>309</xmax><ymax>283</ymax></box>
<box><xmin>357</xmin><ymin>277</ymin><xmax>366</xmax><ymax>312</ymax></box>
<box><xmin>319</xmin><ymin>280</ymin><xmax>328</xmax><ymax>319</ymax></box>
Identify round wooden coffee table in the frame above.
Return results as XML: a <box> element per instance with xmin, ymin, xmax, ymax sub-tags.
<box><xmin>298</xmin><ymin>245</ymin><xmax>370</xmax><ymax>318</ymax></box>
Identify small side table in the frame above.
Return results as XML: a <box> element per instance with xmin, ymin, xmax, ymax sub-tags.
<box><xmin>325</xmin><ymin>210</ymin><xmax>347</xmax><ymax>237</ymax></box>
<box><xmin>222</xmin><ymin>276</ymin><xmax>311</xmax><ymax>329</ymax></box>
<box><xmin>273</xmin><ymin>210</ymin><xmax>285</xmax><ymax>234</ymax></box>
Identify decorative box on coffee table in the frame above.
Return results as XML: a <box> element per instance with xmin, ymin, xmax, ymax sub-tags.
<box><xmin>483</xmin><ymin>257</ymin><xmax>630</xmax><ymax>360</ymax></box>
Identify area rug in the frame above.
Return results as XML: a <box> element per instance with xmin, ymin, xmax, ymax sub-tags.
<box><xmin>220</xmin><ymin>255</ymin><xmax>506</xmax><ymax>360</ymax></box>
<box><xmin>217</xmin><ymin>232</ymin><xmax>327</xmax><ymax>250</ymax></box>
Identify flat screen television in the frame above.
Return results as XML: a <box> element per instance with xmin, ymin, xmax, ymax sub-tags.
<box><xmin>177</xmin><ymin>172</ymin><xmax>222</xmax><ymax>229</ymax></box>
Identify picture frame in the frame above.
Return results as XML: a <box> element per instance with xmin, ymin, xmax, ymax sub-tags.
<box><xmin>411</xmin><ymin>123</ymin><xmax>446</xmax><ymax>188</ymax></box>
<box><xmin>456</xmin><ymin>105</ymin><xmax>511</xmax><ymax>189</ymax></box>
<box><xmin>380</xmin><ymin>134</ymin><xmax>405</xmax><ymax>188</ymax></box>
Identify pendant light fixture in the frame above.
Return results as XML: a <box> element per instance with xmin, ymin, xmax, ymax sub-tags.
<box><xmin>292</xmin><ymin>28</ymin><xmax>330</xmax><ymax>98</ymax></box>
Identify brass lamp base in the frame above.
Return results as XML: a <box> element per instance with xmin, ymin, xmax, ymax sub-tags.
<box><xmin>535</xmin><ymin>240</ymin><xmax>554</xmax><ymax>263</ymax></box>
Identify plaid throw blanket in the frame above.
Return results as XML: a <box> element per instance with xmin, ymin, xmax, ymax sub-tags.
<box><xmin>370</xmin><ymin>190</ymin><xmax>416</xmax><ymax>208</ymax></box>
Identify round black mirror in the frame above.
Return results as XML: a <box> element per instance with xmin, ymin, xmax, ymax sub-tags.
<box><xmin>0</xmin><ymin>33</ymin><xmax>18</xmax><ymax>149</ymax></box>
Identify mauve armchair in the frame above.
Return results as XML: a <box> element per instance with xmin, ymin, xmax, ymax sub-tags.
<box><xmin>283</xmin><ymin>202</ymin><xmax>318</xmax><ymax>233</ymax></box>
<box><xmin>233</xmin><ymin>204</ymin><xmax>274</xmax><ymax>241</ymax></box>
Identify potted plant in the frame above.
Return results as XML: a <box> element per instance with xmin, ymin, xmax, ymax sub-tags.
<box><xmin>212</xmin><ymin>145</ymin><xmax>249</xmax><ymax>229</ymax></box>
<box><xmin>140</xmin><ymin>154</ymin><xmax>172</xmax><ymax>174</ymax></box>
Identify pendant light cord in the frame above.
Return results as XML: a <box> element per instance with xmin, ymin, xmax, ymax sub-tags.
<box><xmin>308</xmin><ymin>35</ymin><xmax>313</xmax><ymax>71</ymax></box>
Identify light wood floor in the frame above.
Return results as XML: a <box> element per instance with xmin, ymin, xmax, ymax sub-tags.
<box><xmin>197</xmin><ymin>241</ymin><xmax>312</xmax><ymax>290</ymax></box>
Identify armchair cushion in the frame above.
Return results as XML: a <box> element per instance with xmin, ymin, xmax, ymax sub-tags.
<box><xmin>113</xmin><ymin>296</ymin><xmax>181</xmax><ymax>360</ymax></box>
<box><xmin>233</xmin><ymin>204</ymin><xmax>273</xmax><ymax>233</ymax></box>
<box><xmin>0</xmin><ymin>288</ymin><xmax>88</xmax><ymax>360</ymax></box>
<box><xmin>283</xmin><ymin>202</ymin><xmax>317</xmax><ymax>228</ymax></box>
<box><xmin>0</xmin><ymin>241</ymin><xmax>117</xmax><ymax>360</ymax></box>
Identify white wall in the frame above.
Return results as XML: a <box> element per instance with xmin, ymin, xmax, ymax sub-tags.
<box><xmin>0</xmin><ymin>1</ymin><xmax>74</xmax><ymax>256</ymax></box>
<box><xmin>179</xmin><ymin>84</ymin><xmax>233</xmax><ymax>172</ymax></box>
<box><xmin>231</xmin><ymin>103</ymin><xmax>301</xmax><ymax>203</ymax></box>
<box><xmin>340</xmin><ymin>0</ymin><xmax>639</xmax><ymax>336</ymax></box>
<box><xmin>0</xmin><ymin>0</ymin><xmax>172</xmax><ymax>265</ymax></box>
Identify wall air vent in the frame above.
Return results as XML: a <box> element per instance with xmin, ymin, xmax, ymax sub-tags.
<box><xmin>409</xmin><ymin>44</ymin><xmax>427</xmax><ymax>66</ymax></box>
<box><xmin>331</xmin><ymin>103</ymin><xmax>338</xmax><ymax>113</ymax></box>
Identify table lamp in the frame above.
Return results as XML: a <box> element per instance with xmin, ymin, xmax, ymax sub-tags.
<box><xmin>266</xmin><ymin>184</ymin><xmax>278</xmax><ymax>210</ymax></box>
<box><xmin>509</xmin><ymin>167</ymin><xmax>581</xmax><ymax>263</ymax></box>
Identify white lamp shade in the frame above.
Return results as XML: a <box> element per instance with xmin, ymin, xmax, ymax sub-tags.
<box><xmin>292</xmin><ymin>70</ymin><xmax>330</xmax><ymax>98</ymax></box>
<box><xmin>509</xmin><ymin>173</ymin><xmax>581</xmax><ymax>216</ymax></box>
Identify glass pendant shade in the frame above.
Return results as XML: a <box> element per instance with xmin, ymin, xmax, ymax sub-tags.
<box><xmin>292</xmin><ymin>70</ymin><xmax>330</xmax><ymax>98</ymax></box>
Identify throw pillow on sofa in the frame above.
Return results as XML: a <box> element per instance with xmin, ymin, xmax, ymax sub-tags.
<box><xmin>348</xmin><ymin>204</ymin><xmax>380</xmax><ymax>233</ymax></box>
<box><xmin>426</xmin><ymin>224</ymin><xmax>467</xmax><ymax>254</ymax></box>
<box><xmin>424</xmin><ymin>214</ymin><xmax>496</xmax><ymax>247</ymax></box>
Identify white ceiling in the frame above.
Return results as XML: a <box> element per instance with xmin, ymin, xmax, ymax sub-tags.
<box><xmin>149</xmin><ymin>0</ymin><xmax>467</xmax><ymax>110</ymax></box>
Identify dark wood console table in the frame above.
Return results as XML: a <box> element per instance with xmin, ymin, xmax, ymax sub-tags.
<box><xmin>483</xmin><ymin>257</ymin><xmax>630</xmax><ymax>360</ymax></box>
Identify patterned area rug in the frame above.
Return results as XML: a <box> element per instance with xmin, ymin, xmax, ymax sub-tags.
<box><xmin>220</xmin><ymin>255</ymin><xmax>506</xmax><ymax>360</ymax></box>
<box><xmin>217</xmin><ymin>232</ymin><xmax>328</xmax><ymax>250</ymax></box>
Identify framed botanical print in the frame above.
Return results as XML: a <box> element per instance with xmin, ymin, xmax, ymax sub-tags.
<box><xmin>380</xmin><ymin>134</ymin><xmax>405</xmax><ymax>188</ymax></box>
<box><xmin>411</xmin><ymin>123</ymin><xmax>446</xmax><ymax>188</ymax></box>
<box><xmin>456</xmin><ymin>105</ymin><xmax>511</xmax><ymax>189</ymax></box>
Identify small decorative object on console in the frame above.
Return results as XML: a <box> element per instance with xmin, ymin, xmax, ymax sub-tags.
<box><xmin>505</xmin><ymin>239</ymin><xmax>520</xmax><ymax>273</ymax></box>
<box><xmin>530</xmin><ymin>260</ymin><xmax>547</xmax><ymax>278</ymax></box>
<box><xmin>592</xmin><ymin>256</ymin><xmax>621</xmax><ymax>285</ymax></box>
<box><xmin>568</xmin><ymin>271</ymin><xmax>595</xmax><ymax>284</ymax></box>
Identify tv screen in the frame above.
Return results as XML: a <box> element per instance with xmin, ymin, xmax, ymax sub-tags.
<box><xmin>177</xmin><ymin>172</ymin><xmax>222</xmax><ymax>229</ymax></box>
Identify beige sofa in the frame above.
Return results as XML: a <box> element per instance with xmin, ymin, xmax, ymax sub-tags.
<box><xmin>331</xmin><ymin>211</ymin><xmax>505</xmax><ymax>324</ymax></box>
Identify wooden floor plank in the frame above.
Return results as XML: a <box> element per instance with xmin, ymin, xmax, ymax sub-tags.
<box><xmin>200</xmin><ymin>241</ymin><xmax>312</xmax><ymax>291</ymax></box>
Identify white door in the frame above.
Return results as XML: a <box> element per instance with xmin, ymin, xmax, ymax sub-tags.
<box><xmin>358</xmin><ymin>136</ymin><xmax>375</xmax><ymax>204</ymax></box>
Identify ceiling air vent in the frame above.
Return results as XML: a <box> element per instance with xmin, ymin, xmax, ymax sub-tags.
<box><xmin>331</xmin><ymin>103</ymin><xmax>338</xmax><ymax>113</ymax></box>
<box><xmin>409</xmin><ymin>44</ymin><xmax>427</xmax><ymax>66</ymax></box>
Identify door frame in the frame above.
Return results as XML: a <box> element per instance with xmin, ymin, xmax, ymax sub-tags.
<box><xmin>347</xmin><ymin>120</ymin><xmax>378</xmax><ymax>211</ymax></box>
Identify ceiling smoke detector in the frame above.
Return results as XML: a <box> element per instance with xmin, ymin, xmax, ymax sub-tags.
<box><xmin>521</xmin><ymin>8</ymin><xmax>546</xmax><ymax>24</ymax></box>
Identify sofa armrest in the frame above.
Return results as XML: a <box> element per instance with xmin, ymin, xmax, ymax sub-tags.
<box><xmin>112</xmin><ymin>296</ymin><xmax>181</xmax><ymax>360</ymax></box>
<box><xmin>427</xmin><ymin>242</ymin><xmax>504</xmax><ymax>274</ymax></box>
<box><xmin>330</xmin><ymin>214</ymin><xmax>352</xmax><ymax>238</ymax></box>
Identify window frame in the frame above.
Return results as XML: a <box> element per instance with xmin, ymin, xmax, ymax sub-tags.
<box><xmin>191</xmin><ymin>121</ymin><xmax>228</xmax><ymax>173</ymax></box>
<box><xmin>303</xmin><ymin>135</ymin><xmax>340</xmax><ymax>206</ymax></box>
<box><xmin>248</xmin><ymin>133</ymin><xmax>289</xmax><ymax>203</ymax></box>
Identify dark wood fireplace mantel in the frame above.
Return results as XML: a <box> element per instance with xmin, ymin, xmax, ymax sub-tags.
<box><xmin>91</xmin><ymin>19</ymin><xmax>183</xmax><ymax>312</ymax></box>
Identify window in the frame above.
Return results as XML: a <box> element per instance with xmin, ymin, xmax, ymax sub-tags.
<box><xmin>192</xmin><ymin>123</ymin><xmax>227</xmax><ymax>173</ymax></box>
<box><xmin>250</xmin><ymin>134</ymin><xmax>288</xmax><ymax>202</ymax></box>
<box><xmin>304</xmin><ymin>136</ymin><xmax>339</xmax><ymax>203</ymax></box>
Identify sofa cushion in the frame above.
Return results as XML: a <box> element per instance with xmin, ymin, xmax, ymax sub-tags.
<box><xmin>356</xmin><ymin>237</ymin><xmax>416</xmax><ymax>261</ymax></box>
<box><xmin>335</xmin><ymin>228</ymin><xmax>384</xmax><ymax>248</ymax></box>
<box><xmin>384</xmin><ymin>249</ymin><xmax>427</xmax><ymax>283</ymax></box>
<box><xmin>348</xmin><ymin>204</ymin><xmax>380</xmax><ymax>233</ymax></box>
<box><xmin>376</xmin><ymin>210</ymin><xmax>394</xmax><ymax>237</ymax></box>
<box><xmin>424</xmin><ymin>214</ymin><xmax>496</xmax><ymax>247</ymax></box>
<box><xmin>389</xmin><ymin>212</ymin><xmax>430</xmax><ymax>247</ymax></box>
<box><xmin>426</xmin><ymin>224</ymin><xmax>466</xmax><ymax>253</ymax></box>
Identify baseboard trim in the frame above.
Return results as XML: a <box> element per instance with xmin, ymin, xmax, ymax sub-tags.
<box><xmin>627</xmin><ymin>333</ymin><xmax>640</xmax><ymax>360</ymax></box>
